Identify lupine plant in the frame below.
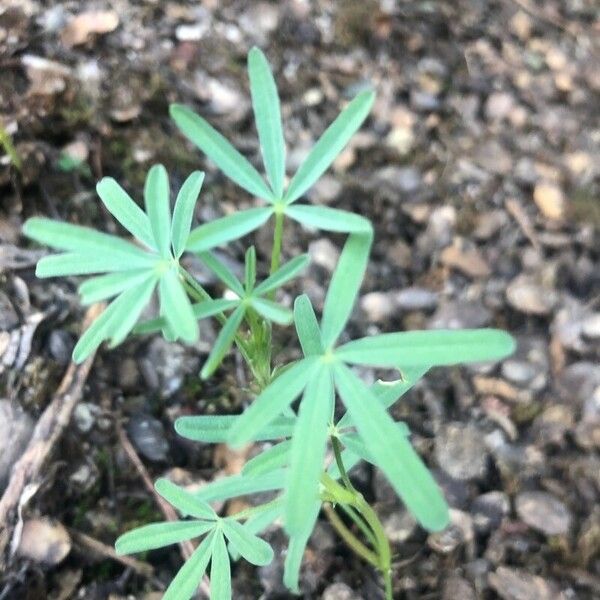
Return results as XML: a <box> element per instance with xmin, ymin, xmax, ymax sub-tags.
<box><xmin>24</xmin><ymin>48</ymin><xmax>515</xmax><ymax>599</ymax></box>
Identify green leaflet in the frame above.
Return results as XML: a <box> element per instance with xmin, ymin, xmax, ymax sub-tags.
<box><xmin>35</xmin><ymin>252</ymin><xmax>155</xmax><ymax>278</ymax></box>
<box><xmin>336</xmin><ymin>365</ymin><xmax>430</xmax><ymax>430</ymax></box>
<box><xmin>320</xmin><ymin>231</ymin><xmax>372</xmax><ymax>348</ymax></box>
<box><xmin>285</xmin><ymin>365</ymin><xmax>333</xmax><ymax>536</ymax></box>
<box><xmin>334</xmin><ymin>363</ymin><xmax>449</xmax><ymax>532</ymax></box>
<box><xmin>163</xmin><ymin>530</ymin><xmax>215</xmax><ymax>600</ymax></box>
<box><xmin>293</xmin><ymin>294</ymin><xmax>324</xmax><ymax>356</ymax></box>
<box><xmin>210</xmin><ymin>532</ymin><xmax>232</xmax><ymax>600</ymax></box>
<box><xmin>159</xmin><ymin>268</ymin><xmax>199</xmax><ymax>343</ymax></box>
<box><xmin>286</xmin><ymin>204</ymin><xmax>372</xmax><ymax>234</ymax></box>
<box><xmin>23</xmin><ymin>217</ymin><xmax>152</xmax><ymax>259</ymax></box>
<box><xmin>244</xmin><ymin>246</ymin><xmax>257</xmax><ymax>292</ymax></box>
<box><xmin>175</xmin><ymin>415</ymin><xmax>296</xmax><ymax>443</ymax></box>
<box><xmin>201</xmin><ymin>304</ymin><xmax>246</xmax><ymax>378</ymax></box>
<box><xmin>200</xmin><ymin>251</ymin><xmax>245</xmax><ymax>296</ymax></box>
<box><xmin>186</xmin><ymin>207</ymin><xmax>273</xmax><ymax>253</ymax></box>
<box><xmin>172</xmin><ymin>171</ymin><xmax>204</xmax><ymax>258</ymax></box>
<box><xmin>251</xmin><ymin>297</ymin><xmax>293</xmax><ymax>325</ymax></box>
<box><xmin>248</xmin><ymin>47</ymin><xmax>286</xmax><ymax>198</ymax></box>
<box><xmin>106</xmin><ymin>276</ymin><xmax>157</xmax><ymax>347</ymax></box>
<box><xmin>242</xmin><ymin>440</ymin><xmax>291</xmax><ymax>476</ymax></box>
<box><xmin>336</xmin><ymin>329</ymin><xmax>516</xmax><ymax>367</ymax></box>
<box><xmin>144</xmin><ymin>164</ymin><xmax>171</xmax><ymax>258</ymax></box>
<box><xmin>253</xmin><ymin>254</ymin><xmax>310</xmax><ymax>296</ymax></box>
<box><xmin>155</xmin><ymin>478</ymin><xmax>216</xmax><ymax>520</ymax></box>
<box><xmin>78</xmin><ymin>270</ymin><xmax>151</xmax><ymax>304</ymax></box>
<box><xmin>227</xmin><ymin>357</ymin><xmax>319</xmax><ymax>447</ymax></box>
<box><xmin>194</xmin><ymin>470</ymin><xmax>286</xmax><ymax>503</ymax></box>
<box><xmin>284</xmin><ymin>90</ymin><xmax>375</xmax><ymax>204</ymax></box>
<box><xmin>283</xmin><ymin>500</ymin><xmax>320</xmax><ymax>593</ymax></box>
<box><xmin>170</xmin><ymin>104</ymin><xmax>274</xmax><ymax>201</ymax></box>
<box><xmin>96</xmin><ymin>177</ymin><xmax>156</xmax><ymax>250</ymax></box>
<box><xmin>221</xmin><ymin>519</ymin><xmax>274</xmax><ymax>566</ymax></box>
<box><xmin>115</xmin><ymin>520</ymin><xmax>214</xmax><ymax>555</ymax></box>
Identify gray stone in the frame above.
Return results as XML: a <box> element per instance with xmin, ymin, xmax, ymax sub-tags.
<box><xmin>360</xmin><ymin>291</ymin><xmax>396</xmax><ymax>323</ymax></box>
<box><xmin>382</xmin><ymin>509</ymin><xmax>417</xmax><ymax>544</ymax></box>
<box><xmin>48</xmin><ymin>329</ymin><xmax>74</xmax><ymax>365</ymax></box>
<box><xmin>582</xmin><ymin>313</ymin><xmax>600</xmax><ymax>340</ymax></box>
<box><xmin>322</xmin><ymin>583</ymin><xmax>363</xmax><ymax>600</ymax></box>
<box><xmin>515</xmin><ymin>491</ymin><xmax>572</xmax><ymax>536</ymax></box>
<box><xmin>435</xmin><ymin>423</ymin><xmax>488</xmax><ymax>480</ymax></box>
<box><xmin>429</xmin><ymin>300</ymin><xmax>491</xmax><ymax>330</ymax></box>
<box><xmin>471</xmin><ymin>491</ymin><xmax>510</xmax><ymax>533</ymax></box>
<box><xmin>395</xmin><ymin>287</ymin><xmax>438</xmax><ymax>312</ymax></box>
<box><xmin>489</xmin><ymin>566</ymin><xmax>562</xmax><ymax>600</ymax></box>
<box><xmin>73</xmin><ymin>402</ymin><xmax>99</xmax><ymax>434</ymax></box>
<box><xmin>127</xmin><ymin>415</ymin><xmax>169</xmax><ymax>462</ymax></box>
<box><xmin>0</xmin><ymin>292</ymin><xmax>18</xmax><ymax>330</ymax></box>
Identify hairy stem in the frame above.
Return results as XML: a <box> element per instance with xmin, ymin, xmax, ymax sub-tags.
<box><xmin>269</xmin><ymin>210</ymin><xmax>285</xmax><ymax>278</ymax></box>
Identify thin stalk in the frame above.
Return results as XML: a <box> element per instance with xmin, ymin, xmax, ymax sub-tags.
<box><xmin>322</xmin><ymin>504</ymin><xmax>379</xmax><ymax>568</ymax></box>
<box><xmin>331</xmin><ymin>436</ymin><xmax>355</xmax><ymax>492</ymax></box>
<box><xmin>269</xmin><ymin>210</ymin><xmax>284</xmax><ymax>278</ymax></box>
<box><xmin>339</xmin><ymin>503</ymin><xmax>378</xmax><ymax>550</ymax></box>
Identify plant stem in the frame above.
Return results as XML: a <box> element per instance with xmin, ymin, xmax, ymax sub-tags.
<box><xmin>269</xmin><ymin>210</ymin><xmax>285</xmax><ymax>277</ymax></box>
<box><xmin>329</xmin><ymin>435</ymin><xmax>394</xmax><ymax>600</ymax></box>
<box><xmin>339</xmin><ymin>503</ymin><xmax>378</xmax><ymax>550</ymax></box>
<box><xmin>322</xmin><ymin>504</ymin><xmax>379</xmax><ymax>568</ymax></box>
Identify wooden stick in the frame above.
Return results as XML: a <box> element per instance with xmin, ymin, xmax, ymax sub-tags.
<box><xmin>0</xmin><ymin>303</ymin><xmax>104</xmax><ymax>564</ymax></box>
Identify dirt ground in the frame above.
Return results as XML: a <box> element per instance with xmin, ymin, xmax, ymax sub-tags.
<box><xmin>1</xmin><ymin>0</ymin><xmax>599</xmax><ymax>598</ymax></box>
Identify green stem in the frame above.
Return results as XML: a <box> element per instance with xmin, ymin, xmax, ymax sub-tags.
<box><xmin>0</xmin><ymin>124</ymin><xmax>21</xmax><ymax>171</ymax></box>
<box><xmin>322</xmin><ymin>504</ymin><xmax>379</xmax><ymax>568</ymax></box>
<box><xmin>339</xmin><ymin>503</ymin><xmax>378</xmax><ymax>550</ymax></box>
<box><xmin>331</xmin><ymin>436</ymin><xmax>355</xmax><ymax>492</ymax></box>
<box><xmin>269</xmin><ymin>210</ymin><xmax>284</xmax><ymax>277</ymax></box>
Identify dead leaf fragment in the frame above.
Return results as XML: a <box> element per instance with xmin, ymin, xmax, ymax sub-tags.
<box><xmin>61</xmin><ymin>11</ymin><xmax>119</xmax><ymax>47</ymax></box>
<box><xmin>533</xmin><ymin>182</ymin><xmax>566</xmax><ymax>220</ymax></box>
<box><xmin>17</xmin><ymin>518</ymin><xmax>71</xmax><ymax>565</ymax></box>
<box><xmin>440</xmin><ymin>245</ymin><xmax>491</xmax><ymax>278</ymax></box>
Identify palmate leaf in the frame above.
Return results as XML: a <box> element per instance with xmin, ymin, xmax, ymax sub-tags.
<box><xmin>227</xmin><ymin>357</ymin><xmax>319</xmax><ymax>447</ymax></box>
<box><xmin>321</xmin><ymin>231</ymin><xmax>372</xmax><ymax>348</ymax></box>
<box><xmin>221</xmin><ymin>519</ymin><xmax>274</xmax><ymax>565</ymax></box>
<box><xmin>336</xmin><ymin>329</ymin><xmax>516</xmax><ymax>367</ymax></box>
<box><xmin>171</xmin><ymin>170</ymin><xmax>205</xmax><ymax>258</ymax></box>
<box><xmin>285</xmin><ymin>365</ymin><xmax>333</xmax><ymax>536</ymax></box>
<box><xmin>334</xmin><ymin>363</ymin><xmax>449</xmax><ymax>532</ymax></box>
<box><xmin>96</xmin><ymin>177</ymin><xmax>157</xmax><ymax>250</ymax></box>
<box><xmin>248</xmin><ymin>47</ymin><xmax>286</xmax><ymax>199</ymax></box>
<box><xmin>170</xmin><ymin>104</ymin><xmax>275</xmax><ymax>201</ymax></box>
<box><xmin>163</xmin><ymin>530</ymin><xmax>216</xmax><ymax>600</ymax></box>
<box><xmin>115</xmin><ymin>520</ymin><xmax>214</xmax><ymax>555</ymax></box>
<box><xmin>284</xmin><ymin>90</ymin><xmax>375</xmax><ymax>204</ymax></box>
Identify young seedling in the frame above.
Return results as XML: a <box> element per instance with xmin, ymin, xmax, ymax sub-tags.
<box><xmin>24</xmin><ymin>47</ymin><xmax>516</xmax><ymax>600</ymax></box>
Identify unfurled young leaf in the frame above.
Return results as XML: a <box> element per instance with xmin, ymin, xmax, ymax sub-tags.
<box><xmin>253</xmin><ymin>254</ymin><xmax>310</xmax><ymax>296</ymax></box>
<box><xmin>145</xmin><ymin>164</ymin><xmax>171</xmax><ymax>257</ymax></box>
<box><xmin>210</xmin><ymin>531</ymin><xmax>232</xmax><ymax>599</ymax></box>
<box><xmin>242</xmin><ymin>440</ymin><xmax>291</xmax><ymax>476</ymax></box>
<box><xmin>194</xmin><ymin>470</ymin><xmax>287</xmax><ymax>503</ymax></box>
<box><xmin>293</xmin><ymin>294</ymin><xmax>324</xmax><ymax>356</ymax></box>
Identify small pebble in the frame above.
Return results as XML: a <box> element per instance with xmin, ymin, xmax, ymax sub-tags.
<box><xmin>515</xmin><ymin>491</ymin><xmax>572</xmax><ymax>536</ymax></box>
